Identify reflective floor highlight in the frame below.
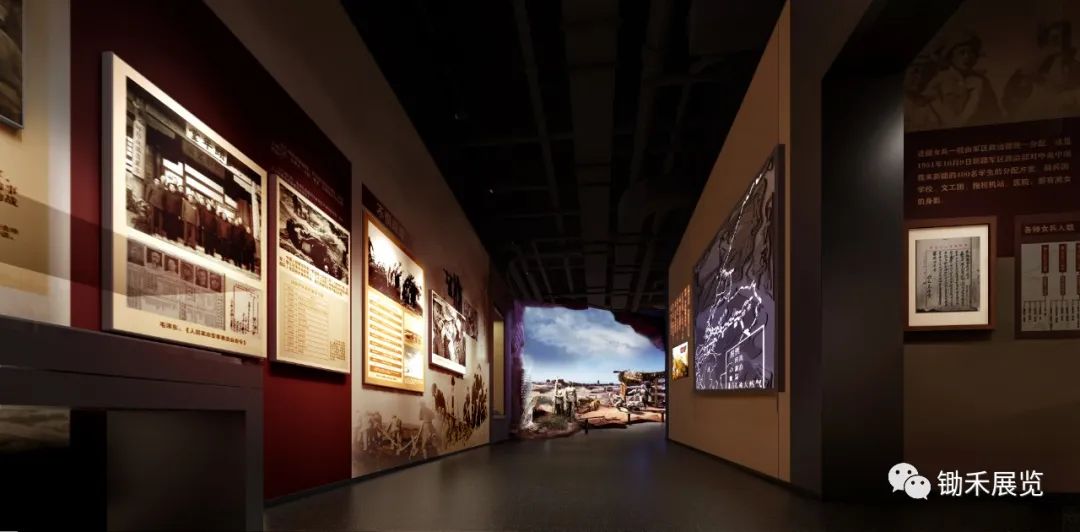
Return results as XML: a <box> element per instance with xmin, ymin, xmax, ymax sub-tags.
<box><xmin>265</xmin><ymin>423</ymin><xmax>1073</xmax><ymax>531</ymax></box>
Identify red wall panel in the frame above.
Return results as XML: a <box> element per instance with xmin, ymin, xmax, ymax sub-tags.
<box><xmin>70</xmin><ymin>0</ymin><xmax>352</xmax><ymax>500</ymax></box>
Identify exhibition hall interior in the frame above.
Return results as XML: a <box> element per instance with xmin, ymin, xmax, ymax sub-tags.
<box><xmin>1</xmin><ymin>0</ymin><xmax>1079</xmax><ymax>530</ymax></box>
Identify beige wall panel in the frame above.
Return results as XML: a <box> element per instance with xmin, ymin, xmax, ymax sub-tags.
<box><xmin>668</xmin><ymin>4</ymin><xmax>790</xmax><ymax>480</ymax></box>
<box><xmin>207</xmin><ymin>0</ymin><xmax>493</xmax><ymax>477</ymax></box>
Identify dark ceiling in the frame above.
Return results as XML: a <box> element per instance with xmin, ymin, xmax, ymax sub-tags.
<box><xmin>343</xmin><ymin>0</ymin><xmax>783</xmax><ymax>313</ymax></box>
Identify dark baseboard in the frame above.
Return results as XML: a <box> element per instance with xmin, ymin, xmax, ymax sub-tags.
<box><xmin>265</xmin><ymin>475</ymin><xmax>358</xmax><ymax>508</ymax></box>
<box><xmin>265</xmin><ymin>440</ymin><xmax>507</xmax><ymax>508</ymax></box>
<box><xmin>667</xmin><ymin>437</ymin><xmax>822</xmax><ymax>501</ymax></box>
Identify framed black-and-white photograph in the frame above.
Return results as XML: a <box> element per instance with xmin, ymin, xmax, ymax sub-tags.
<box><xmin>905</xmin><ymin>217</ymin><xmax>996</xmax><ymax>331</ymax></box>
<box><xmin>431</xmin><ymin>289</ymin><xmax>466</xmax><ymax>375</ymax></box>
<box><xmin>102</xmin><ymin>53</ymin><xmax>268</xmax><ymax>358</ymax></box>
<box><xmin>692</xmin><ymin>146</ymin><xmax>784</xmax><ymax>393</ymax></box>
<box><xmin>363</xmin><ymin>213</ymin><xmax>425</xmax><ymax>392</ymax></box>
<box><xmin>278</xmin><ymin>179</ymin><xmax>349</xmax><ymax>283</ymax></box>
<box><xmin>0</xmin><ymin>0</ymin><xmax>22</xmax><ymax>129</ymax></box>
<box><xmin>274</xmin><ymin>177</ymin><xmax>351</xmax><ymax>373</ymax></box>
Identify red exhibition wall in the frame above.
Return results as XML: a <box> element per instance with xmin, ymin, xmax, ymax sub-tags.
<box><xmin>71</xmin><ymin>0</ymin><xmax>352</xmax><ymax>500</ymax></box>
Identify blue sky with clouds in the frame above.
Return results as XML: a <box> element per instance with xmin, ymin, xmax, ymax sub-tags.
<box><xmin>523</xmin><ymin>306</ymin><xmax>664</xmax><ymax>384</ymax></box>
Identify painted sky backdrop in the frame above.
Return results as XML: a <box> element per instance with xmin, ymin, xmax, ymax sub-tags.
<box><xmin>523</xmin><ymin>306</ymin><xmax>664</xmax><ymax>384</ymax></box>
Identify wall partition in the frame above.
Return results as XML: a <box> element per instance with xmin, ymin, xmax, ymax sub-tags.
<box><xmin>206</xmin><ymin>0</ymin><xmax>496</xmax><ymax>498</ymax></box>
<box><xmin>900</xmin><ymin>0</ymin><xmax>1080</xmax><ymax>493</ymax></box>
<box><xmin>0</xmin><ymin>1</ymin><xmax>499</xmax><ymax>523</ymax></box>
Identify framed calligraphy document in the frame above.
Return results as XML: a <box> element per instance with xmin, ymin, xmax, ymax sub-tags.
<box><xmin>905</xmin><ymin>217</ymin><xmax>996</xmax><ymax>331</ymax></box>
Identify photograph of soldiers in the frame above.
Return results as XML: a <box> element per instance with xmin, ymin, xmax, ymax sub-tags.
<box><xmin>1004</xmin><ymin>20</ymin><xmax>1080</xmax><ymax>120</ymax></box>
<box><xmin>520</xmin><ymin>372</ymin><xmax>667</xmax><ymax>439</ymax></box>
<box><xmin>413</xmin><ymin>403</ymin><xmax>440</xmax><ymax>460</ymax></box>
<box><xmin>279</xmin><ymin>182</ymin><xmax>349</xmax><ymax>283</ymax></box>
<box><xmin>905</xmin><ymin>55</ymin><xmax>943</xmax><ymax>131</ymax></box>
<box><xmin>517</xmin><ymin>306</ymin><xmax>667</xmax><ymax>439</ymax></box>
<box><xmin>0</xmin><ymin>0</ymin><xmax>21</xmax><ymax>128</ymax></box>
<box><xmin>352</xmin><ymin>369</ymin><xmax>491</xmax><ymax>478</ymax></box>
<box><xmin>906</xmin><ymin>5</ymin><xmax>1080</xmax><ymax>131</ymax></box>
<box><xmin>386</xmin><ymin>415</ymin><xmax>403</xmax><ymax>451</ymax></box>
<box><xmin>430</xmin><ymin>378</ymin><xmax>486</xmax><ymax>447</ymax></box>
<box><xmin>431</xmin><ymin>290</ymin><xmax>467</xmax><ymax>372</ymax></box>
<box><xmin>359</xmin><ymin>411</ymin><xmax>383</xmax><ymax>453</ymax></box>
<box><xmin>122</xmin><ymin>79</ymin><xmax>263</xmax><ymax>277</ymax></box>
<box><xmin>465</xmin><ymin>370</ymin><xmax>489</xmax><ymax>429</ymax></box>
<box><xmin>920</xmin><ymin>32</ymin><xmax>1002</xmax><ymax>129</ymax></box>
<box><xmin>366</xmin><ymin>219</ymin><xmax>423</xmax><ymax>315</ymax></box>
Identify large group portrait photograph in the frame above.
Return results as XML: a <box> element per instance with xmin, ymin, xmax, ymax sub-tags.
<box><xmin>278</xmin><ymin>179</ymin><xmax>349</xmax><ymax>284</ymax></box>
<box><xmin>104</xmin><ymin>53</ymin><xmax>267</xmax><ymax>359</ymax></box>
<box><xmin>0</xmin><ymin>0</ymin><xmax>21</xmax><ymax>129</ymax></box>
<box><xmin>122</xmin><ymin>78</ymin><xmax>264</xmax><ymax>280</ymax></box>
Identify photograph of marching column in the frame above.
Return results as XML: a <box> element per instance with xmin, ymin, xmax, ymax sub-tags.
<box><xmin>102</xmin><ymin>53</ymin><xmax>267</xmax><ymax>358</ymax></box>
<box><xmin>273</xmin><ymin>177</ymin><xmax>351</xmax><ymax>373</ymax></box>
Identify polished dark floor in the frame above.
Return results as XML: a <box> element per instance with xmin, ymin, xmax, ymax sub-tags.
<box><xmin>266</xmin><ymin>424</ymin><xmax>1074</xmax><ymax>531</ymax></box>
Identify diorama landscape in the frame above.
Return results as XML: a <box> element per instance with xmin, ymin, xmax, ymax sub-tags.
<box><xmin>518</xmin><ymin>306</ymin><xmax>666</xmax><ymax>439</ymax></box>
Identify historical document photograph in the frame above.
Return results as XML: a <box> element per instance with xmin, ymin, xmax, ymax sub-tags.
<box><xmin>915</xmin><ymin>237</ymin><xmax>981</xmax><ymax>313</ymax></box>
<box><xmin>364</xmin><ymin>214</ymin><xmax>425</xmax><ymax>392</ymax></box>
<box><xmin>906</xmin><ymin>218</ymin><xmax>994</xmax><ymax>330</ymax></box>
<box><xmin>0</xmin><ymin>0</ymin><xmax>21</xmax><ymax>128</ymax></box>
<box><xmin>1016</xmin><ymin>214</ymin><xmax>1080</xmax><ymax>339</ymax></box>
<box><xmin>103</xmin><ymin>53</ymin><xmax>267</xmax><ymax>358</ymax></box>
<box><xmin>274</xmin><ymin>178</ymin><xmax>351</xmax><ymax>372</ymax></box>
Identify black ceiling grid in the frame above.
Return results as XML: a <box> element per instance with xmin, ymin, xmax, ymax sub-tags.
<box><xmin>343</xmin><ymin>0</ymin><xmax>783</xmax><ymax>314</ymax></box>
